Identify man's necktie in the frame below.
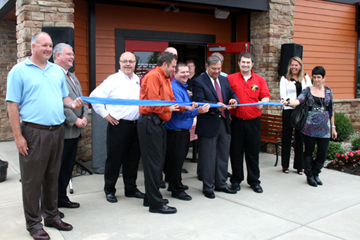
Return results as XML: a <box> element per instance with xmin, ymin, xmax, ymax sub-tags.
<box><xmin>67</xmin><ymin>72</ymin><xmax>80</xmax><ymax>95</ymax></box>
<box><xmin>214</xmin><ymin>79</ymin><xmax>226</xmax><ymax>118</ymax></box>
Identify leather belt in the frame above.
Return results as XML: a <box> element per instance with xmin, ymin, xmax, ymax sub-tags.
<box><xmin>24</xmin><ymin>122</ymin><xmax>62</xmax><ymax>131</ymax></box>
<box><xmin>308</xmin><ymin>106</ymin><xmax>329</xmax><ymax>111</ymax></box>
<box><xmin>139</xmin><ymin>115</ymin><xmax>152</xmax><ymax>120</ymax></box>
<box><xmin>119</xmin><ymin>119</ymin><xmax>138</xmax><ymax>124</ymax></box>
<box><xmin>167</xmin><ymin>129</ymin><xmax>188</xmax><ymax>132</ymax></box>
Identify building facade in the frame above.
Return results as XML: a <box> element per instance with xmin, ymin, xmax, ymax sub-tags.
<box><xmin>0</xmin><ymin>0</ymin><xmax>359</xmax><ymax>160</ymax></box>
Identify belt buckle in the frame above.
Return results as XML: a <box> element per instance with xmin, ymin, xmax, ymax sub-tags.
<box><xmin>49</xmin><ymin>126</ymin><xmax>53</xmax><ymax>131</ymax></box>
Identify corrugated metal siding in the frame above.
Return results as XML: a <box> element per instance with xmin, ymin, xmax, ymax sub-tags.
<box><xmin>294</xmin><ymin>0</ymin><xmax>357</xmax><ymax>99</ymax></box>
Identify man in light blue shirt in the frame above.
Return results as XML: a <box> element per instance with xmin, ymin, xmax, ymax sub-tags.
<box><xmin>6</xmin><ymin>32</ymin><xmax>83</xmax><ymax>240</ymax></box>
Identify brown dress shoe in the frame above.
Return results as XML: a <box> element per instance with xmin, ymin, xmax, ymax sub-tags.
<box><xmin>45</xmin><ymin>219</ymin><xmax>73</xmax><ymax>231</ymax></box>
<box><xmin>31</xmin><ymin>228</ymin><xmax>50</xmax><ymax>240</ymax></box>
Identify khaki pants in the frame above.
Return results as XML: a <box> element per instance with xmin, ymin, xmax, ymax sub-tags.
<box><xmin>20</xmin><ymin>123</ymin><xmax>64</xmax><ymax>234</ymax></box>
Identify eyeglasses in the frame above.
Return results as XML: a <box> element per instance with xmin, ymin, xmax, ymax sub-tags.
<box><xmin>187</xmin><ymin>64</ymin><xmax>195</xmax><ymax>68</ymax></box>
<box><xmin>120</xmin><ymin>60</ymin><xmax>136</xmax><ymax>64</ymax></box>
<box><xmin>64</xmin><ymin>53</ymin><xmax>75</xmax><ymax>57</ymax></box>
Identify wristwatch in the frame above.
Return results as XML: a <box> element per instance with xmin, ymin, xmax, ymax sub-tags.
<box><xmin>286</xmin><ymin>100</ymin><xmax>290</xmax><ymax>106</ymax></box>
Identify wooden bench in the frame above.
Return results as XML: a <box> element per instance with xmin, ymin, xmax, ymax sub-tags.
<box><xmin>260</xmin><ymin>114</ymin><xmax>294</xmax><ymax>166</ymax></box>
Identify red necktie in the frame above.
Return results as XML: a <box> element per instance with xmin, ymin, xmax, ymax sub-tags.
<box><xmin>67</xmin><ymin>72</ymin><xmax>79</xmax><ymax>94</ymax></box>
<box><xmin>214</xmin><ymin>79</ymin><xmax>226</xmax><ymax>118</ymax></box>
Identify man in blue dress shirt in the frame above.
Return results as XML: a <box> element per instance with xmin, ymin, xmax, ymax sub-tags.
<box><xmin>165</xmin><ymin>63</ymin><xmax>210</xmax><ymax>201</ymax></box>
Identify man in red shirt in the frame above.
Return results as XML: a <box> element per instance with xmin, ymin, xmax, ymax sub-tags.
<box><xmin>228</xmin><ymin>52</ymin><xmax>270</xmax><ymax>193</ymax></box>
<box><xmin>138</xmin><ymin>52</ymin><xmax>194</xmax><ymax>214</ymax></box>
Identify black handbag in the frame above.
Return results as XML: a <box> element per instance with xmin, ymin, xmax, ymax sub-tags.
<box><xmin>290</xmin><ymin>87</ymin><xmax>310</xmax><ymax>130</ymax></box>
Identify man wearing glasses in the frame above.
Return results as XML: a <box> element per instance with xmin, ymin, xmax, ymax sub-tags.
<box><xmin>90</xmin><ymin>52</ymin><xmax>145</xmax><ymax>203</ymax></box>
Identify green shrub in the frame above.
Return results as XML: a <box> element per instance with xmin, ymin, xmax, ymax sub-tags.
<box><xmin>314</xmin><ymin>141</ymin><xmax>346</xmax><ymax>160</ymax></box>
<box><xmin>334</xmin><ymin>113</ymin><xmax>354</xmax><ymax>142</ymax></box>
<box><xmin>326</xmin><ymin>141</ymin><xmax>346</xmax><ymax>160</ymax></box>
<box><xmin>351</xmin><ymin>136</ymin><xmax>360</xmax><ymax>150</ymax></box>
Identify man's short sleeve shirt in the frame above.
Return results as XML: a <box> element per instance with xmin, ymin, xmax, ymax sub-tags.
<box><xmin>228</xmin><ymin>71</ymin><xmax>270</xmax><ymax>119</ymax></box>
<box><xmin>6</xmin><ymin>58</ymin><xmax>69</xmax><ymax>125</ymax></box>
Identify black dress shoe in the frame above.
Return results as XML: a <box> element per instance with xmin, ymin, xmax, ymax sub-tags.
<box><xmin>314</xmin><ymin>175</ymin><xmax>323</xmax><ymax>185</ymax></box>
<box><xmin>159</xmin><ymin>180</ymin><xmax>166</xmax><ymax>188</ymax></box>
<box><xmin>58</xmin><ymin>201</ymin><xmax>80</xmax><ymax>208</ymax></box>
<box><xmin>45</xmin><ymin>219</ymin><xmax>73</xmax><ymax>231</ymax></box>
<box><xmin>31</xmin><ymin>228</ymin><xmax>50</xmax><ymax>240</ymax></box>
<box><xmin>125</xmin><ymin>189</ymin><xmax>145</xmax><ymax>199</ymax></box>
<box><xmin>167</xmin><ymin>184</ymin><xmax>189</xmax><ymax>191</ymax></box>
<box><xmin>143</xmin><ymin>198</ymin><xmax>169</xmax><ymax>207</ymax></box>
<box><xmin>231</xmin><ymin>182</ymin><xmax>241</xmax><ymax>191</ymax></box>
<box><xmin>59</xmin><ymin>211</ymin><xmax>65</xmax><ymax>219</ymax></box>
<box><xmin>227</xmin><ymin>172</ymin><xmax>232</xmax><ymax>178</ymax></box>
<box><xmin>149</xmin><ymin>204</ymin><xmax>177</xmax><ymax>214</ymax></box>
<box><xmin>106</xmin><ymin>193</ymin><xmax>118</xmax><ymax>203</ymax></box>
<box><xmin>171</xmin><ymin>192</ymin><xmax>192</xmax><ymax>201</ymax></box>
<box><xmin>203</xmin><ymin>191</ymin><xmax>215</xmax><ymax>199</ymax></box>
<box><xmin>214</xmin><ymin>186</ymin><xmax>237</xmax><ymax>194</ymax></box>
<box><xmin>181</xmin><ymin>168</ymin><xmax>188</xmax><ymax>173</ymax></box>
<box><xmin>251</xmin><ymin>185</ymin><xmax>263</xmax><ymax>193</ymax></box>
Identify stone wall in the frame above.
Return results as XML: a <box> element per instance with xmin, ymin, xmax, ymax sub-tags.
<box><xmin>78</xmin><ymin>110</ymin><xmax>92</xmax><ymax>161</ymax></box>
<box><xmin>0</xmin><ymin>20</ymin><xmax>17</xmax><ymax>141</ymax></box>
<box><xmin>250</xmin><ymin>0</ymin><xmax>294</xmax><ymax>115</ymax></box>
<box><xmin>334</xmin><ymin>100</ymin><xmax>360</xmax><ymax>132</ymax></box>
<box><xmin>16</xmin><ymin>0</ymin><xmax>75</xmax><ymax>62</ymax></box>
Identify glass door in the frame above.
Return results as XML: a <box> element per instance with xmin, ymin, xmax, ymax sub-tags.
<box><xmin>125</xmin><ymin>40</ymin><xmax>168</xmax><ymax>78</ymax></box>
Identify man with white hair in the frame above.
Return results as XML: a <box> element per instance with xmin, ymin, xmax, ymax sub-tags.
<box><xmin>53</xmin><ymin>43</ymin><xmax>88</xmax><ymax>210</ymax></box>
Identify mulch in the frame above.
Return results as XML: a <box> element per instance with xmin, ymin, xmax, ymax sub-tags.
<box><xmin>326</xmin><ymin>164</ymin><xmax>360</xmax><ymax>176</ymax></box>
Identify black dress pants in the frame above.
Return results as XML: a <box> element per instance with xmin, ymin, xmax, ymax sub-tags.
<box><xmin>303</xmin><ymin>134</ymin><xmax>330</xmax><ymax>164</ymax></box>
<box><xmin>165</xmin><ymin>129</ymin><xmax>190</xmax><ymax>194</ymax></box>
<box><xmin>58</xmin><ymin>137</ymin><xmax>79</xmax><ymax>205</ymax></box>
<box><xmin>281</xmin><ymin>109</ymin><xmax>304</xmax><ymax>170</ymax></box>
<box><xmin>104</xmin><ymin>120</ymin><xmax>141</xmax><ymax>195</ymax></box>
<box><xmin>230</xmin><ymin>117</ymin><xmax>261</xmax><ymax>186</ymax></box>
<box><xmin>137</xmin><ymin>115</ymin><xmax>167</xmax><ymax>208</ymax></box>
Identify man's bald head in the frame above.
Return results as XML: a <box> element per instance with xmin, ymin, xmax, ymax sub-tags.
<box><xmin>164</xmin><ymin>47</ymin><xmax>178</xmax><ymax>56</ymax></box>
<box><xmin>119</xmin><ymin>51</ymin><xmax>136</xmax><ymax>78</ymax></box>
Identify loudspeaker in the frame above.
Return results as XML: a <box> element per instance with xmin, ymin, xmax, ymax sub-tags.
<box><xmin>42</xmin><ymin>26</ymin><xmax>75</xmax><ymax>72</ymax></box>
<box><xmin>278</xmin><ymin>43</ymin><xmax>303</xmax><ymax>77</ymax></box>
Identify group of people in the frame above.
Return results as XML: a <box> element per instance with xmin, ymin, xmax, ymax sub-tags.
<box><xmin>5</xmin><ymin>31</ymin><xmax>337</xmax><ymax>240</ymax></box>
<box><xmin>279</xmin><ymin>57</ymin><xmax>338</xmax><ymax>187</ymax></box>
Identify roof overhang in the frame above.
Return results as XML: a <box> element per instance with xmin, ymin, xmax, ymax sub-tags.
<box><xmin>0</xmin><ymin>0</ymin><xmax>15</xmax><ymax>20</ymax></box>
<box><xmin>171</xmin><ymin>0</ymin><xmax>268</xmax><ymax>11</ymax></box>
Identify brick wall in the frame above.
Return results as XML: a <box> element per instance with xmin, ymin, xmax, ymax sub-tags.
<box><xmin>0</xmin><ymin>20</ymin><xmax>17</xmax><ymax>141</ymax></box>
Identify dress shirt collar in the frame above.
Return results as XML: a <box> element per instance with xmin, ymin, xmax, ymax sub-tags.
<box><xmin>206</xmin><ymin>70</ymin><xmax>219</xmax><ymax>82</ymax></box>
<box><xmin>240</xmin><ymin>70</ymin><xmax>253</xmax><ymax>82</ymax></box>
<box><xmin>155</xmin><ymin>66</ymin><xmax>168</xmax><ymax>78</ymax></box>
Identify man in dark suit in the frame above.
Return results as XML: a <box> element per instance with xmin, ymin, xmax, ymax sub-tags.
<box><xmin>54</xmin><ymin>43</ymin><xmax>89</xmax><ymax>209</ymax></box>
<box><xmin>192</xmin><ymin>55</ymin><xmax>239</xmax><ymax>199</ymax></box>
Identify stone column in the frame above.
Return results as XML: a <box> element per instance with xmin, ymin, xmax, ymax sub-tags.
<box><xmin>16</xmin><ymin>0</ymin><xmax>75</xmax><ymax>62</ymax></box>
<box><xmin>0</xmin><ymin>20</ymin><xmax>17</xmax><ymax>141</ymax></box>
<box><xmin>251</xmin><ymin>0</ymin><xmax>294</xmax><ymax>114</ymax></box>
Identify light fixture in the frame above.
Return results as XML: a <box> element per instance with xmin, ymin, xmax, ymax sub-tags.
<box><xmin>164</xmin><ymin>4</ymin><xmax>180</xmax><ymax>13</ymax></box>
<box><xmin>214</xmin><ymin>7</ymin><xmax>230</xmax><ymax>19</ymax></box>
<box><xmin>208</xmin><ymin>45</ymin><xmax>225</xmax><ymax>52</ymax></box>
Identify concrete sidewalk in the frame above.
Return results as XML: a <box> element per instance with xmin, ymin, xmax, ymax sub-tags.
<box><xmin>0</xmin><ymin>140</ymin><xmax>359</xmax><ymax>240</ymax></box>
